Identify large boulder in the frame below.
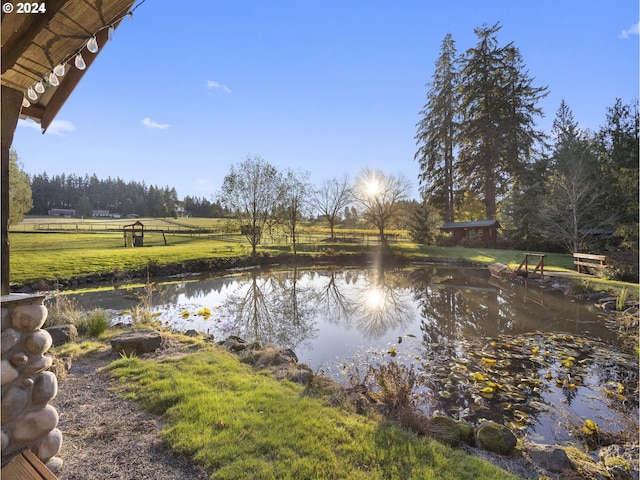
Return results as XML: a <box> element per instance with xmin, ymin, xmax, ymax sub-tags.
<box><xmin>426</xmin><ymin>415</ymin><xmax>474</xmax><ymax>447</ymax></box>
<box><xmin>475</xmin><ymin>421</ymin><xmax>517</xmax><ymax>456</ymax></box>
<box><xmin>110</xmin><ymin>329</ymin><xmax>162</xmax><ymax>356</ymax></box>
<box><xmin>524</xmin><ymin>441</ymin><xmax>573</xmax><ymax>473</ymax></box>
<box><xmin>45</xmin><ymin>324</ymin><xmax>78</xmax><ymax>346</ymax></box>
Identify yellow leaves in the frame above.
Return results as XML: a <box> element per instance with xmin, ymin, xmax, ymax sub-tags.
<box><xmin>531</xmin><ymin>345</ymin><xmax>540</xmax><ymax>356</ymax></box>
<box><xmin>561</xmin><ymin>357</ymin><xmax>576</xmax><ymax>368</ymax></box>
<box><xmin>582</xmin><ymin>419</ymin><xmax>600</xmax><ymax>436</ymax></box>
<box><xmin>472</xmin><ymin>371</ymin><xmax>487</xmax><ymax>382</ymax></box>
<box><xmin>388</xmin><ymin>347</ymin><xmax>397</xmax><ymax>357</ymax></box>
<box><xmin>197</xmin><ymin>307</ymin><xmax>211</xmax><ymax>319</ymax></box>
<box><xmin>481</xmin><ymin>357</ymin><xmax>497</xmax><ymax>366</ymax></box>
<box><xmin>181</xmin><ymin>310</ymin><xmax>190</xmax><ymax>318</ymax></box>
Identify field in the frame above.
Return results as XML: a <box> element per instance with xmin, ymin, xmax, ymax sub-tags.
<box><xmin>9</xmin><ymin>216</ymin><xmax>581</xmax><ymax>287</ymax></box>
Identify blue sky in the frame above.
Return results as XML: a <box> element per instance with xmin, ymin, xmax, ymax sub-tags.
<box><xmin>13</xmin><ymin>0</ymin><xmax>639</xmax><ymax>201</ymax></box>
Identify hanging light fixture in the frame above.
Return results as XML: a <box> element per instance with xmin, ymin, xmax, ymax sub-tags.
<box><xmin>74</xmin><ymin>52</ymin><xmax>86</xmax><ymax>70</ymax></box>
<box><xmin>108</xmin><ymin>25</ymin><xmax>115</xmax><ymax>41</ymax></box>
<box><xmin>86</xmin><ymin>35</ymin><xmax>99</xmax><ymax>54</ymax></box>
<box><xmin>48</xmin><ymin>72</ymin><xmax>60</xmax><ymax>86</ymax></box>
<box><xmin>34</xmin><ymin>80</ymin><xmax>45</xmax><ymax>94</ymax></box>
<box><xmin>22</xmin><ymin>97</ymin><xmax>31</xmax><ymax>108</ymax></box>
<box><xmin>53</xmin><ymin>63</ymin><xmax>66</xmax><ymax>77</ymax></box>
<box><xmin>27</xmin><ymin>86</ymin><xmax>38</xmax><ymax>101</ymax></box>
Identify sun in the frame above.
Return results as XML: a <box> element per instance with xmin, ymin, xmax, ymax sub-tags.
<box><xmin>365</xmin><ymin>178</ymin><xmax>381</xmax><ymax>198</ymax></box>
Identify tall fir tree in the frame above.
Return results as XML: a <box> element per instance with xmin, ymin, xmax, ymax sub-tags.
<box><xmin>414</xmin><ymin>33</ymin><xmax>459</xmax><ymax>222</ymax></box>
<box><xmin>458</xmin><ymin>22</ymin><xmax>547</xmax><ymax>218</ymax></box>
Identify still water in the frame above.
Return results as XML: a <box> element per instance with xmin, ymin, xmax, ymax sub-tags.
<box><xmin>68</xmin><ymin>266</ymin><xmax>638</xmax><ymax>444</ymax></box>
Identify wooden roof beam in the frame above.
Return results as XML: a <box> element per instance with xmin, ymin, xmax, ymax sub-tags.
<box><xmin>1</xmin><ymin>0</ymin><xmax>73</xmax><ymax>74</ymax></box>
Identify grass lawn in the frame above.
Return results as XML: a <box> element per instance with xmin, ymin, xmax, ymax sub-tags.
<box><xmin>10</xmin><ymin>217</ymin><xmax>637</xmax><ymax>293</ymax></box>
<box><xmin>59</xmin><ymin>337</ymin><xmax>518</xmax><ymax>480</ymax></box>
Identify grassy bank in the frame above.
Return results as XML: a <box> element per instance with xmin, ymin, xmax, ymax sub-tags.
<box><xmin>57</xmin><ymin>336</ymin><xmax>519</xmax><ymax>480</ymax></box>
<box><xmin>9</xmin><ymin>228</ymin><xmax>575</xmax><ymax>285</ymax></box>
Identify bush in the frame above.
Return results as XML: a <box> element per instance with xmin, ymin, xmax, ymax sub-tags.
<box><xmin>604</xmin><ymin>248</ymin><xmax>639</xmax><ymax>283</ymax></box>
<box><xmin>45</xmin><ymin>293</ymin><xmax>84</xmax><ymax>328</ymax></box>
<box><xmin>86</xmin><ymin>309</ymin><xmax>111</xmax><ymax>337</ymax></box>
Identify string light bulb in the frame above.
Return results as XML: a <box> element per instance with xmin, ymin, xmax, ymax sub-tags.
<box><xmin>53</xmin><ymin>63</ymin><xmax>66</xmax><ymax>77</ymax></box>
<box><xmin>48</xmin><ymin>72</ymin><xmax>60</xmax><ymax>86</ymax></box>
<box><xmin>86</xmin><ymin>35</ymin><xmax>99</xmax><ymax>54</ymax></box>
<box><xmin>22</xmin><ymin>97</ymin><xmax>31</xmax><ymax>108</ymax></box>
<box><xmin>108</xmin><ymin>25</ymin><xmax>115</xmax><ymax>41</ymax></box>
<box><xmin>34</xmin><ymin>80</ymin><xmax>45</xmax><ymax>94</ymax></box>
<box><xmin>27</xmin><ymin>86</ymin><xmax>37</xmax><ymax>101</ymax></box>
<box><xmin>74</xmin><ymin>52</ymin><xmax>86</xmax><ymax>70</ymax></box>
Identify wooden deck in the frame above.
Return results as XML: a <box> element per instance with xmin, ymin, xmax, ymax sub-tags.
<box><xmin>1</xmin><ymin>449</ymin><xmax>57</xmax><ymax>480</ymax></box>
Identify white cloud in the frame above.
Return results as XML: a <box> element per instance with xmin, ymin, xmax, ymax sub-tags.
<box><xmin>620</xmin><ymin>22</ymin><xmax>639</xmax><ymax>39</ymax></box>
<box><xmin>207</xmin><ymin>80</ymin><xmax>231</xmax><ymax>94</ymax></box>
<box><xmin>142</xmin><ymin>117</ymin><xmax>170</xmax><ymax>129</ymax></box>
<box><xmin>18</xmin><ymin>118</ymin><xmax>75</xmax><ymax>136</ymax></box>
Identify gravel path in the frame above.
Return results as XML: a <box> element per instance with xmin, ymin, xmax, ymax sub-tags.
<box><xmin>52</xmin><ymin>351</ymin><xmax>209</xmax><ymax>480</ymax></box>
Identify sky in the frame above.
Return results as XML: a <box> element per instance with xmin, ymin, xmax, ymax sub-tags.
<box><xmin>12</xmin><ymin>0</ymin><xmax>639</xmax><ymax>201</ymax></box>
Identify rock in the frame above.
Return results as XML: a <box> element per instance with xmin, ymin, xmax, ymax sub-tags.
<box><xmin>45</xmin><ymin>324</ymin><xmax>78</xmax><ymax>346</ymax></box>
<box><xmin>23</xmin><ymin>330</ymin><xmax>53</xmax><ymax>355</ymax></box>
<box><xmin>426</xmin><ymin>416</ymin><xmax>474</xmax><ymax>447</ymax></box>
<box><xmin>525</xmin><ymin>442</ymin><xmax>573</xmax><ymax>473</ymax></box>
<box><xmin>475</xmin><ymin>421</ymin><xmax>517</xmax><ymax>456</ymax></box>
<box><xmin>1</xmin><ymin>328</ymin><xmax>21</xmax><ymax>352</ymax></box>
<box><xmin>12</xmin><ymin>304</ymin><xmax>47</xmax><ymax>330</ymax></box>
<box><xmin>35</xmin><ymin>428</ymin><xmax>63</xmax><ymax>463</ymax></box>
<box><xmin>9</xmin><ymin>352</ymin><xmax>28</xmax><ymax>367</ymax></box>
<box><xmin>22</xmin><ymin>355</ymin><xmax>53</xmax><ymax>375</ymax></box>
<box><xmin>46</xmin><ymin>456</ymin><xmax>64</xmax><ymax>474</ymax></box>
<box><xmin>110</xmin><ymin>329</ymin><xmax>163</xmax><ymax>356</ymax></box>
<box><xmin>32</xmin><ymin>372</ymin><xmax>58</xmax><ymax>405</ymax></box>
<box><xmin>12</xmin><ymin>405</ymin><xmax>59</xmax><ymax>443</ymax></box>
<box><xmin>1</xmin><ymin>359</ymin><xmax>19</xmax><ymax>385</ymax></box>
<box><xmin>1</xmin><ymin>385</ymin><xmax>29</xmax><ymax>424</ymax></box>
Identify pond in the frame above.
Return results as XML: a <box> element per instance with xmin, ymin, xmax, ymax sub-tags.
<box><xmin>67</xmin><ymin>265</ymin><xmax>638</xmax><ymax>445</ymax></box>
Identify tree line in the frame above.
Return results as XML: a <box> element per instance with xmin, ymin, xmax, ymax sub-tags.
<box><xmin>414</xmin><ymin>23</ymin><xmax>638</xmax><ymax>277</ymax></box>
<box><xmin>25</xmin><ymin>171</ymin><xmax>225</xmax><ymax>218</ymax></box>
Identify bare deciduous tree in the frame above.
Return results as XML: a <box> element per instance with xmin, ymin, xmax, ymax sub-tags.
<box><xmin>217</xmin><ymin>155</ymin><xmax>281</xmax><ymax>259</ymax></box>
<box><xmin>352</xmin><ymin>169</ymin><xmax>411</xmax><ymax>241</ymax></box>
<box><xmin>312</xmin><ymin>175</ymin><xmax>352</xmax><ymax>238</ymax></box>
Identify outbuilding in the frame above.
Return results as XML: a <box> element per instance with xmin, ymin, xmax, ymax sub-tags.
<box><xmin>440</xmin><ymin>219</ymin><xmax>501</xmax><ymax>247</ymax></box>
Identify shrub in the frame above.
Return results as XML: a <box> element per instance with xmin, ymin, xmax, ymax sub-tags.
<box><xmin>369</xmin><ymin>361</ymin><xmax>422</xmax><ymax>415</ymax></box>
<box><xmin>45</xmin><ymin>293</ymin><xmax>85</xmax><ymax>328</ymax></box>
<box><xmin>604</xmin><ymin>248</ymin><xmax>639</xmax><ymax>283</ymax></box>
<box><xmin>86</xmin><ymin>309</ymin><xmax>111</xmax><ymax>337</ymax></box>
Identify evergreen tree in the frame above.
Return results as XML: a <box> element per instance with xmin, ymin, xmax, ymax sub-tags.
<box><xmin>415</xmin><ymin>33</ymin><xmax>459</xmax><ymax>222</ymax></box>
<box><xmin>409</xmin><ymin>200</ymin><xmax>441</xmax><ymax>245</ymax></box>
<box><xmin>8</xmin><ymin>150</ymin><xmax>33</xmax><ymax>225</ymax></box>
<box><xmin>458</xmin><ymin>22</ymin><xmax>547</xmax><ymax>218</ymax></box>
<box><xmin>539</xmin><ymin>101</ymin><xmax>612</xmax><ymax>252</ymax></box>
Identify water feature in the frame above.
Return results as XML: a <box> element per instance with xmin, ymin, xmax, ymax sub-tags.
<box><xmin>67</xmin><ymin>265</ymin><xmax>638</xmax><ymax>445</ymax></box>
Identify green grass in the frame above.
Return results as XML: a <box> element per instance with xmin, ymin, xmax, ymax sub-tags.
<box><xmin>105</xmin><ymin>345</ymin><xmax>518</xmax><ymax>479</ymax></box>
<box><xmin>9</xmin><ymin>231</ymin><xmax>245</xmax><ymax>284</ymax></box>
<box><xmin>10</xmin><ymin>217</ymin><xmax>637</xmax><ymax>292</ymax></box>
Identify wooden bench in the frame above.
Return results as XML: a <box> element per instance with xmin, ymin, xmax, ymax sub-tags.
<box><xmin>573</xmin><ymin>253</ymin><xmax>607</xmax><ymax>275</ymax></box>
<box><xmin>1</xmin><ymin>449</ymin><xmax>57</xmax><ymax>480</ymax></box>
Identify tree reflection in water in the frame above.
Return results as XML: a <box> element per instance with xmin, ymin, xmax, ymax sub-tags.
<box><xmin>222</xmin><ymin>265</ymin><xmax>416</xmax><ymax>348</ymax></box>
<box><xmin>223</xmin><ymin>268</ymin><xmax>318</xmax><ymax>353</ymax></box>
